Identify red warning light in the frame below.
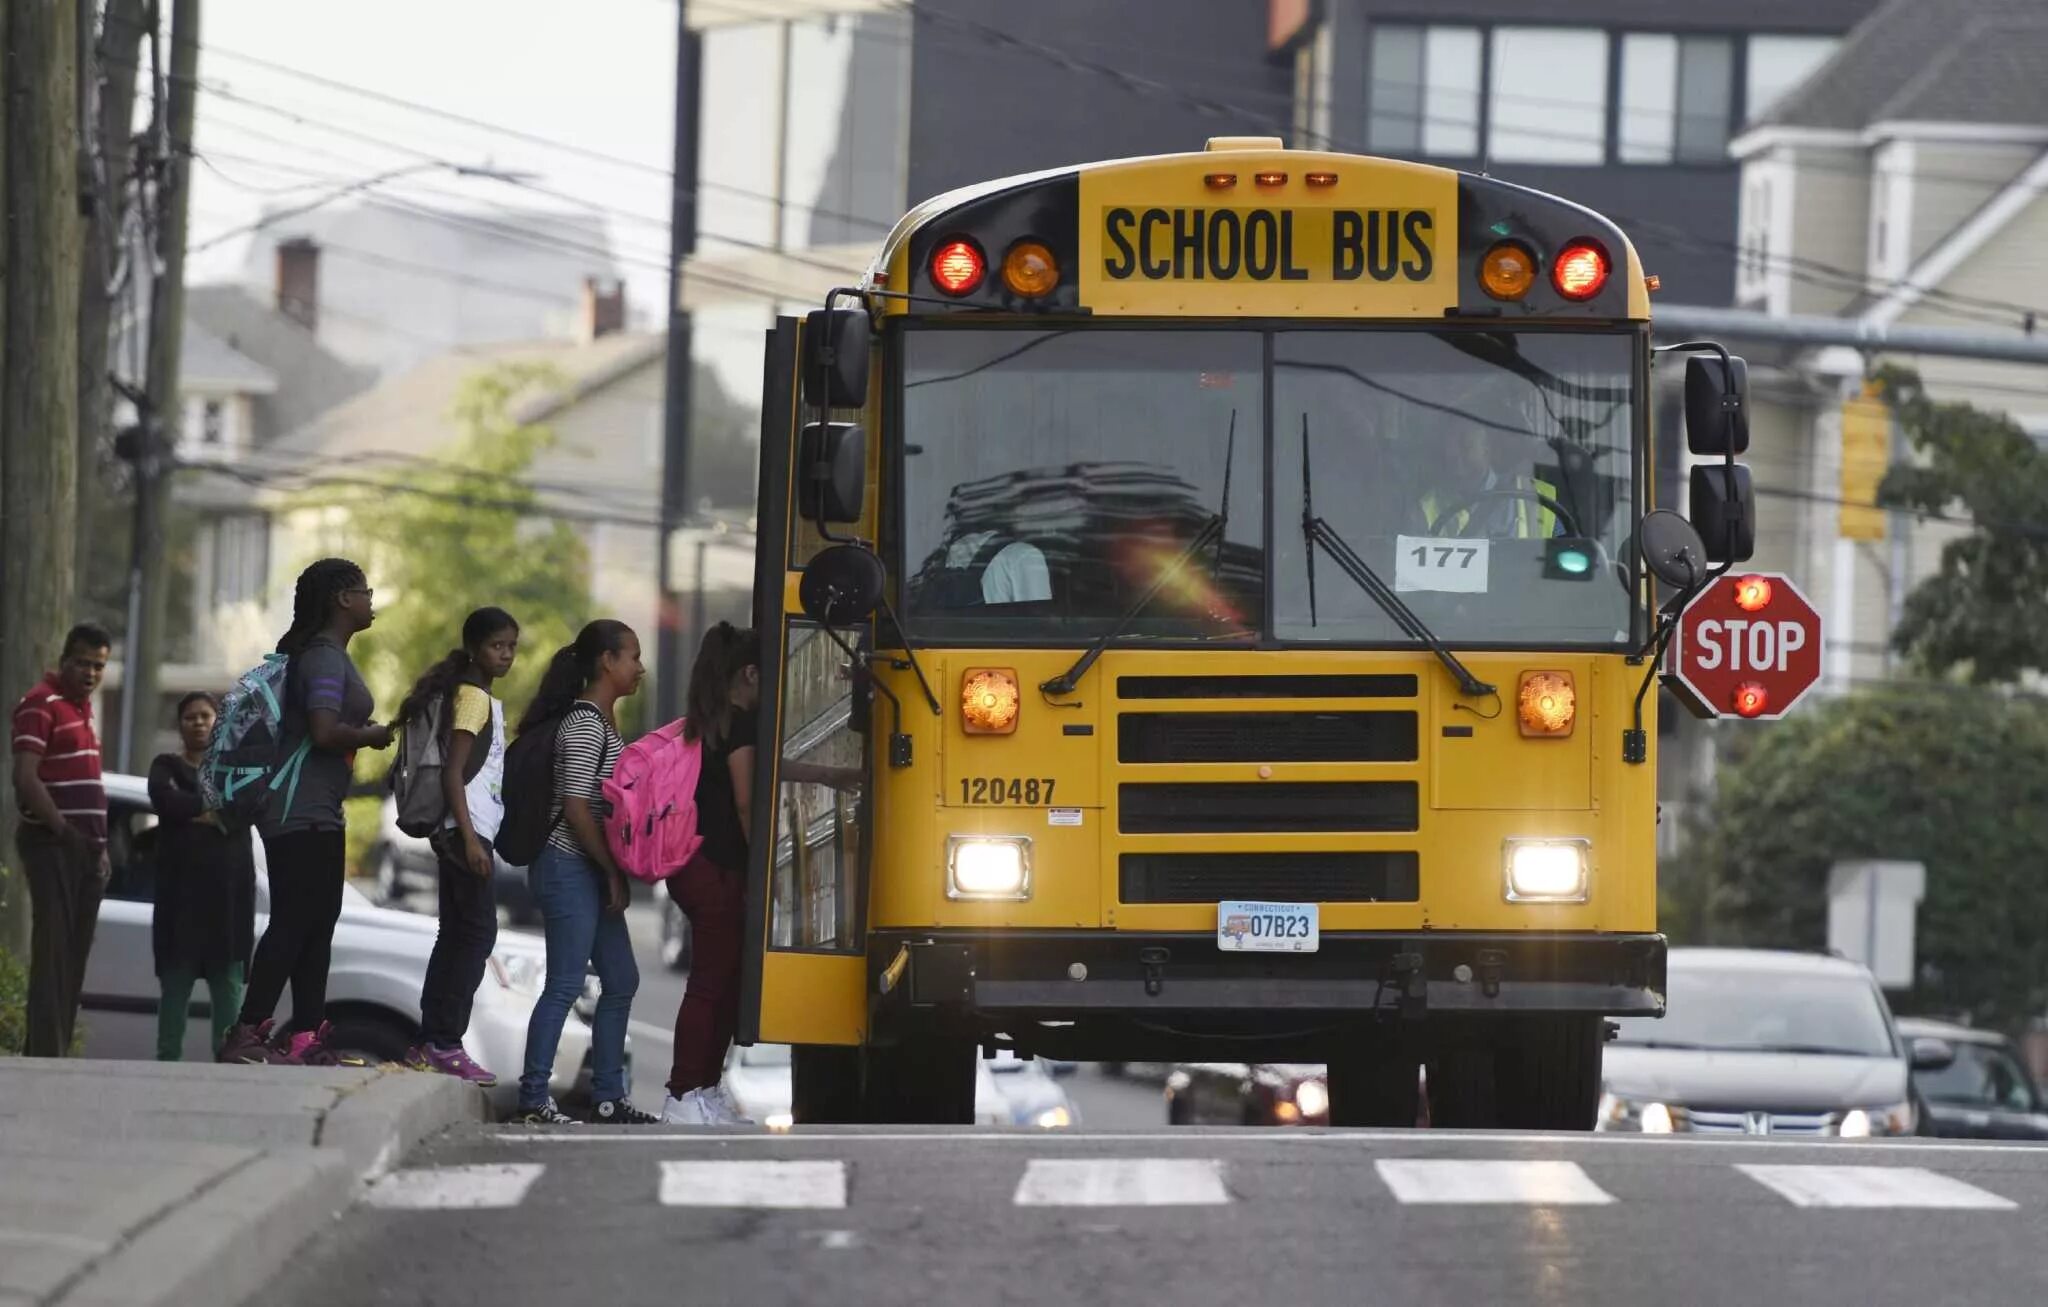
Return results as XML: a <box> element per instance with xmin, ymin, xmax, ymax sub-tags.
<box><xmin>931</xmin><ymin>239</ymin><xmax>985</xmax><ymax>295</ymax></box>
<box><xmin>1732</xmin><ymin>575</ymin><xmax>1774</xmax><ymax>612</ymax></box>
<box><xmin>1732</xmin><ymin>681</ymin><xmax>1770</xmax><ymax>718</ymax></box>
<box><xmin>1552</xmin><ymin>240</ymin><xmax>1611</xmax><ymax>300</ymax></box>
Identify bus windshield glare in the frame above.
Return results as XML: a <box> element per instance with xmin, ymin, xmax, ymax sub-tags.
<box><xmin>899</xmin><ymin>327</ymin><xmax>1640</xmax><ymax>648</ymax></box>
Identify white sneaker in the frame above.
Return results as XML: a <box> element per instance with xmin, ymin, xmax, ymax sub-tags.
<box><xmin>706</xmin><ymin>1084</ymin><xmax>755</xmax><ymax>1125</ymax></box>
<box><xmin>661</xmin><ymin>1090</ymin><xmax>712</xmax><ymax>1125</ymax></box>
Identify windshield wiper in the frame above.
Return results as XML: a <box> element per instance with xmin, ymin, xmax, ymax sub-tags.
<box><xmin>1299</xmin><ymin>415</ymin><xmax>1495</xmax><ymax>699</ymax></box>
<box><xmin>1040</xmin><ymin>513</ymin><xmax>1227</xmax><ymax>698</ymax></box>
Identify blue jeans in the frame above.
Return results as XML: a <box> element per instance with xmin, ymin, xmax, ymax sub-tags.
<box><xmin>518</xmin><ymin>845</ymin><xmax>637</xmax><ymax>1108</ymax></box>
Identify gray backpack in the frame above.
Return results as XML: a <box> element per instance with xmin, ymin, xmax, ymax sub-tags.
<box><xmin>388</xmin><ymin>694</ymin><xmax>453</xmax><ymax>838</ymax></box>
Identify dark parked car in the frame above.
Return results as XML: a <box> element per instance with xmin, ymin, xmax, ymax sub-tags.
<box><xmin>1599</xmin><ymin>948</ymin><xmax>1953</xmax><ymax>1137</ymax></box>
<box><xmin>366</xmin><ymin>796</ymin><xmax>537</xmax><ymax>926</ymax></box>
<box><xmin>1166</xmin><ymin>1063</ymin><xmax>1330</xmax><ymax>1126</ymax></box>
<box><xmin>1897</xmin><ymin>1018</ymin><xmax>2048</xmax><ymax>1141</ymax></box>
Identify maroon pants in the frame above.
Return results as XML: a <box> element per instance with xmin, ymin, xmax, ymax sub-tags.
<box><xmin>665</xmin><ymin>854</ymin><xmax>743</xmax><ymax>1094</ymax></box>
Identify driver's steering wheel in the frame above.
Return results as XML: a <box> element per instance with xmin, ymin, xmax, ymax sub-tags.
<box><xmin>1426</xmin><ymin>488</ymin><xmax>1583</xmax><ymax>539</ymax></box>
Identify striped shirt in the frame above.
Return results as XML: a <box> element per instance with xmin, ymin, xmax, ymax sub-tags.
<box><xmin>11</xmin><ymin>673</ymin><xmax>107</xmax><ymax>846</ymax></box>
<box><xmin>547</xmin><ymin>702</ymin><xmax>622</xmax><ymax>856</ymax></box>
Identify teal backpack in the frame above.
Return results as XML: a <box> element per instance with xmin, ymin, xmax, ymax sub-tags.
<box><xmin>199</xmin><ymin>653</ymin><xmax>313</xmax><ymax>834</ymax></box>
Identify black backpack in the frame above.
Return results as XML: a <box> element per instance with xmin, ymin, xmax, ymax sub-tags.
<box><xmin>494</xmin><ymin>702</ymin><xmax>599</xmax><ymax>867</ymax></box>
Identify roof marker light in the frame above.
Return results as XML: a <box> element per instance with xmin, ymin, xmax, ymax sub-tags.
<box><xmin>1553</xmin><ymin>239</ymin><xmax>1611</xmax><ymax>301</ymax></box>
<box><xmin>931</xmin><ymin>238</ymin><xmax>985</xmax><ymax>295</ymax></box>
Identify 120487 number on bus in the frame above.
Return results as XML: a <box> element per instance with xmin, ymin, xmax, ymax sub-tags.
<box><xmin>960</xmin><ymin>777</ymin><xmax>1056</xmax><ymax>805</ymax></box>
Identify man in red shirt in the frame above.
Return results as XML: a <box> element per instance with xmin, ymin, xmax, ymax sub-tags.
<box><xmin>11</xmin><ymin>624</ymin><xmax>113</xmax><ymax>1057</ymax></box>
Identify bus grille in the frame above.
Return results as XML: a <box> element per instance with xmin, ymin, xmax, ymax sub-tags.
<box><xmin>1120</xmin><ymin>851</ymin><xmax>1420</xmax><ymax>904</ymax></box>
<box><xmin>1119</xmin><ymin>711</ymin><xmax>1417</xmax><ymax>764</ymax></box>
<box><xmin>1116</xmin><ymin>674</ymin><xmax>1418</xmax><ymax>700</ymax></box>
<box><xmin>1119</xmin><ymin>782</ymin><xmax>1418</xmax><ymax>833</ymax></box>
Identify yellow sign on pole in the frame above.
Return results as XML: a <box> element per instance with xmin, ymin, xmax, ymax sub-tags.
<box><xmin>1839</xmin><ymin>392</ymin><xmax>1890</xmax><ymax>541</ymax></box>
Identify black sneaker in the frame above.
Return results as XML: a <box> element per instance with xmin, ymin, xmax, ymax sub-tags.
<box><xmin>516</xmin><ymin>1100</ymin><xmax>581</xmax><ymax>1126</ymax></box>
<box><xmin>590</xmin><ymin>1098</ymin><xmax>660</xmax><ymax>1125</ymax></box>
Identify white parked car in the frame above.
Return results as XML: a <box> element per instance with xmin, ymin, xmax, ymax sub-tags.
<box><xmin>83</xmin><ymin>773</ymin><xmax>615</xmax><ymax>1112</ymax></box>
<box><xmin>720</xmin><ymin>1043</ymin><xmax>1011</xmax><ymax>1127</ymax></box>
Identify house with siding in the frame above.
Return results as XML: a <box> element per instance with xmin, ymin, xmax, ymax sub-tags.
<box><xmin>1656</xmin><ymin>0</ymin><xmax>2048</xmax><ymax>835</ymax></box>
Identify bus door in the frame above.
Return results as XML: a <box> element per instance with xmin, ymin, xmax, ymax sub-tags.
<box><xmin>737</xmin><ymin>315</ymin><xmax>871</xmax><ymax>1048</ymax></box>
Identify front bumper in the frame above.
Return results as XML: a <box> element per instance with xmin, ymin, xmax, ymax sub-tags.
<box><xmin>874</xmin><ymin>930</ymin><xmax>1666</xmax><ymax>1020</ymax></box>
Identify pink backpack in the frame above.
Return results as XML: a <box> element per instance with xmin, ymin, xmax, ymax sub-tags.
<box><xmin>602</xmin><ymin>718</ymin><xmax>705</xmax><ymax>883</ymax></box>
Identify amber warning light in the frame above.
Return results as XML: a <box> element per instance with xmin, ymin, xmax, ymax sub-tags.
<box><xmin>961</xmin><ymin>668</ymin><xmax>1021</xmax><ymax>734</ymax></box>
<box><xmin>1517</xmin><ymin>670</ymin><xmax>1576</xmax><ymax>737</ymax></box>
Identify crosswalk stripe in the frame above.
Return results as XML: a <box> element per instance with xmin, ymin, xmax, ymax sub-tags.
<box><xmin>660</xmin><ymin>1160</ymin><xmax>848</xmax><ymax>1209</ymax></box>
<box><xmin>363</xmin><ymin>1164</ymin><xmax>545</xmax><ymax>1210</ymax></box>
<box><xmin>1375</xmin><ymin>1159</ymin><xmax>1614</xmax><ymax>1205</ymax></box>
<box><xmin>1012</xmin><ymin>1158</ymin><xmax>1229</xmax><ymax>1207</ymax></box>
<box><xmin>1736</xmin><ymin>1164</ymin><xmax>2018</xmax><ymax>1210</ymax></box>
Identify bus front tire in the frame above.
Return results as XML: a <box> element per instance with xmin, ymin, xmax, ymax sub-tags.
<box><xmin>791</xmin><ymin>1044</ymin><xmax>863</xmax><ymax>1124</ymax></box>
<box><xmin>864</xmin><ymin>1034</ymin><xmax>976</xmax><ymax>1125</ymax></box>
<box><xmin>1326</xmin><ymin>1044</ymin><xmax>1423</xmax><ymax>1127</ymax></box>
<box><xmin>1428</xmin><ymin>1016</ymin><xmax>1603</xmax><ymax>1131</ymax></box>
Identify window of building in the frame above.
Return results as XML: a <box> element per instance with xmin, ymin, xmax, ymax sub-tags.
<box><xmin>1738</xmin><ymin>173</ymin><xmax>1773</xmax><ymax>297</ymax></box>
<box><xmin>1746</xmin><ymin>34</ymin><xmax>1839</xmax><ymax>123</ymax></box>
<box><xmin>1487</xmin><ymin>27</ymin><xmax>1608</xmax><ymax>164</ymax></box>
<box><xmin>697</xmin><ymin>12</ymin><xmax>909</xmax><ymax>257</ymax></box>
<box><xmin>1368</xmin><ymin>24</ymin><xmax>1481</xmax><ymax>157</ymax></box>
<box><xmin>201</xmin><ymin>400</ymin><xmax>224</xmax><ymax>445</ymax></box>
<box><xmin>212</xmin><ymin>514</ymin><xmax>269</xmax><ymax>608</ymax></box>
<box><xmin>1620</xmin><ymin>34</ymin><xmax>1734</xmax><ymax>164</ymax></box>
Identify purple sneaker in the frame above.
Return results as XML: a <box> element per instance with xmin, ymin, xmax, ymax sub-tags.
<box><xmin>406</xmin><ymin>1042</ymin><xmax>498</xmax><ymax>1086</ymax></box>
<box><xmin>218</xmin><ymin>1020</ymin><xmax>293</xmax><ymax>1065</ymax></box>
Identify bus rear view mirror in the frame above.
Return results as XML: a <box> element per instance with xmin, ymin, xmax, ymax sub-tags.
<box><xmin>801</xmin><ymin>307</ymin><xmax>872</xmax><ymax>409</ymax></box>
<box><xmin>1685</xmin><ymin>354</ymin><xmax>1750</xmax><ymax>456</ymax></box>
<box><xmin>1637</xmin><ymin>510</ymin><xmax>1706</xmax><ymax>590</ymax></box>
<box><xmin>799</xmin><ymin>422</ymin><xmax>866</xmax><ymax>524</ymax></box>
<box><xmin>798</xmin><ymin>545</ymin><xmax>886</xmax><ymax>627</ymax></box>
<box><xmin>1689</xmin><ymin>464</ymin><xmax>1756</xmax><ymax>563</ymax></box>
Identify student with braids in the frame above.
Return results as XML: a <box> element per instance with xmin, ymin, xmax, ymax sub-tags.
<box><xmin>218</xmin><ymin>559</ymin><xmax>395</xmax><ymax>1065</ymax></box>
<box><xmin>398</xmin><ymin>607</ymin><xmax>520</xmax><ymax>1085</ymax></box>
<box><xmin>514</xmin><ymin>620</ymin><xmax>653</xmax><ymax>1125</ymax></box>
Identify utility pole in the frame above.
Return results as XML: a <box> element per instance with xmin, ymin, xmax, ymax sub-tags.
<box><xmin>118</xmin><ymin>0</ymin><xmax>197</xmax><ymax>772</ymax></box>
<box><xmin>654</xmin><ymin>4</ymin><xmax>701</xmax><ymax>724</ymax></box>
<box><xmin>1</xmin><ymin>0</ymin><xmax>86</xmax><ymax>953</ymax></box>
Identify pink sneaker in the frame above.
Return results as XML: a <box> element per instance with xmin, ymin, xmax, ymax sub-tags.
<box><xmin>278</xmin><ymin>1022</ymin><xmax>366</xmax><ymax>1067</ymax></box>
<box><xmin>405</xmin><ymin>1042</ymin><xmax>498</xmax><ymax>1086</ymax></box>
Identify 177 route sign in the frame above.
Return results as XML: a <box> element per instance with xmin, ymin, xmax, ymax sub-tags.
<box><xmin>1665</xmin><ymin>571</ymin><xmax>1823</xmax><ymax>720</ymax></box>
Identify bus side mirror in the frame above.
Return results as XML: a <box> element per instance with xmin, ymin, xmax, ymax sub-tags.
<box><xmin>1637</xmin><ymin>510</ymin><xmax>1707</xmax><ymax>590</ymax></box>
<box><xmin>798</xmin><ymin>544</ymin><xmax>886</xmax><ymax>626</ymax></box>
<box><xmin>801</xmin><ymin>307</ymin><xmax>872</xmax><ymax>409</ymax></box>
<box><xmin>799</xmin><ymin>422</ymin><xmax>866</xmax><ymax>524</ymax></box>
<box><xmin>1685</xmin><ymin>354</ymin><xmax>1750</xmax><ymax>456</ymax></box>
<box><xmin>1690</xmin><ymin>464</ymin><xmax>1756</xmax><ymax>563</ymax></box>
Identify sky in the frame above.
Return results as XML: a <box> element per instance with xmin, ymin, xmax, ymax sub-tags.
<box><xmin>183</xmin><ymin>0</ymin><xmax>683</xmax><ymax>333</ymax></box>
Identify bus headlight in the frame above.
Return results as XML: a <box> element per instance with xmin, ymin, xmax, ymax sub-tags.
<box><xmin>947</xmin><ymin>835</ymin><xmax>1032</xmax><ymax>900</ymax></box>
<box><xmin>1504</xmin><ymin>839</ymin><xmax>1589</xmax><ymax>902</ymax></box>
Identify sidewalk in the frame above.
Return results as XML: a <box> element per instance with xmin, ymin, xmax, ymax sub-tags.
<box><xmin>0</xmin><ymin>1058</ymin><xmax>484</xmax><ymax>1307</ymax></box>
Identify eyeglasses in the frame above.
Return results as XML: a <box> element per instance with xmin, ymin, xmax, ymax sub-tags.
<box><xmin>343</xmin><ymin>587</ymin><xmax>375</xmax><ymax>600</ymax></box>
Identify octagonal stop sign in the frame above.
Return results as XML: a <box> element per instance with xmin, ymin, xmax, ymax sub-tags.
<box><xmin>1665</xmin><ymin>571</ymin><xmax>1823</xmax><ymax>720</ymax></box>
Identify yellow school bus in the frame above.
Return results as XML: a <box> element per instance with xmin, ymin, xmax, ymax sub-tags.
<box><xmin>739</xmin><ymin>137</ymin><xmax>1754</xmax><ymax>1128</ymax></box>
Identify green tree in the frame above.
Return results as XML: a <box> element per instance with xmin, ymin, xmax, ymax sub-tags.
<box><xmin>1674</xmin><ymin>684</ymin><xmax>2048</xmax><ymax>1028</ymax></box>
<box><xmin>299</xmin><ymin>363</ymin><xmax>594</xmax><ymax>743</ymax></box>
<box><xmin>1877</xmin><ymin>365</ymin><xmax>2048</xmax><ymax>684</ymax></box>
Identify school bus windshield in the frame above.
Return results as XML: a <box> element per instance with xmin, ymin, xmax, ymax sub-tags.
<box><xmin>898</xmin><ymin>326</ymin><xmax>1642</xmax><ymax>649</ymax></box>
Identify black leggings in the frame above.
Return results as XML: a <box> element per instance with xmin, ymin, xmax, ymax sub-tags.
<box><xmin>239</xmin><ymin>828</ymin><xmax>346</xmax><ymax>1033</ymax></box>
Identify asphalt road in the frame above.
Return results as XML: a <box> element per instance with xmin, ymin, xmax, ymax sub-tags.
<box><xmin>273</xmin><ymin>1125</ymin><xmax>2048</xmax><ymax>1307</ymax></box>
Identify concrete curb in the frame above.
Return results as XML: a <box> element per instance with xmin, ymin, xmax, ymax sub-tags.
<box><xmin>50</xmin><ymin>1071</ymin><xmax>486</xmax><ymax>1307</ymax></box>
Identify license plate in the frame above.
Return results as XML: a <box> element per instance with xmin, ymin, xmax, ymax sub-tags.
<box><xmin>1216</xmin><ymin>900</ymin><xmax>1320</xmax><ymax>953</ymax></box>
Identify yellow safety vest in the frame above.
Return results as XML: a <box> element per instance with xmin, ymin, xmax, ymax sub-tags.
<box><xmin>1420</xmin><ymin>475</ymin><xmax>1559</xmax><ymax>539</ymax></box>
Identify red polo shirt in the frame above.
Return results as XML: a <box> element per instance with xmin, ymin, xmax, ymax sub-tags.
<box><xmin>11</xmin><ymin>673</ymin><xmax>107</xmax><ymax>846</ymax></box>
